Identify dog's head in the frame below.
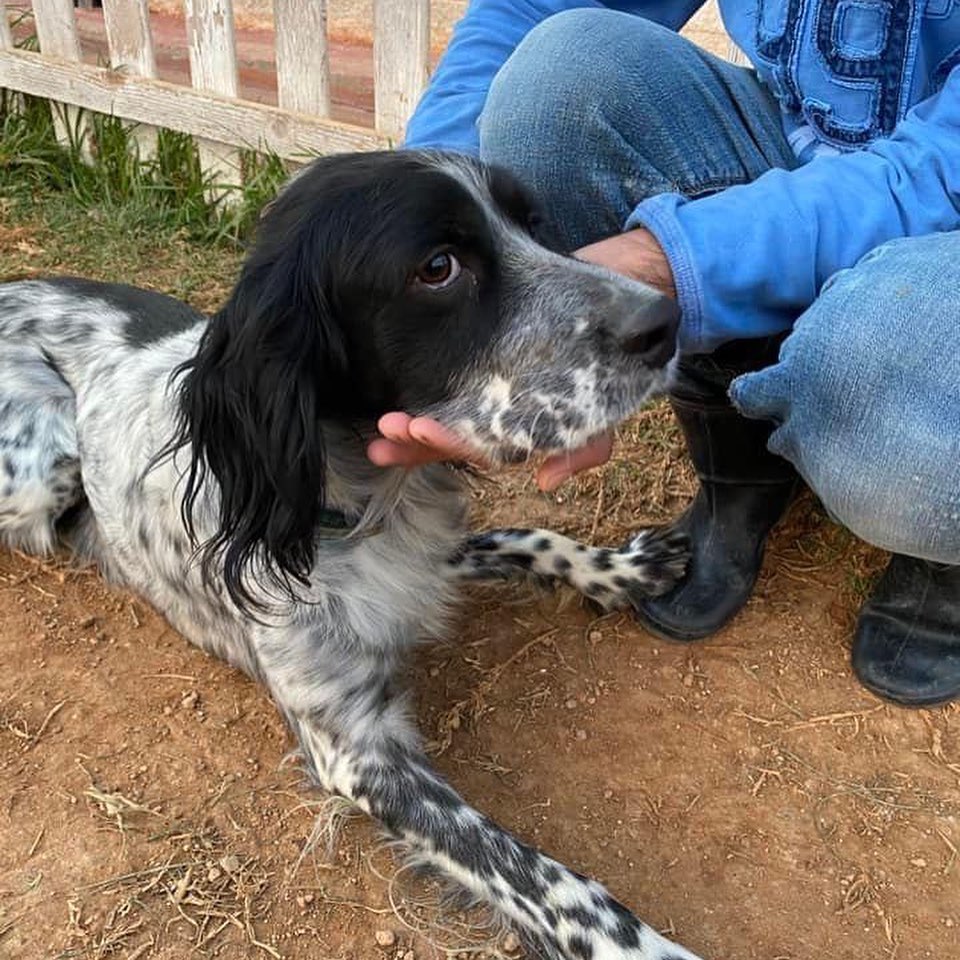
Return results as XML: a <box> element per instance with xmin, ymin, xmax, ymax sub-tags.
<box><xmin>178</xmin><ymin>151</ymin><xmax>678</xmax><ymax>607</ymax></box>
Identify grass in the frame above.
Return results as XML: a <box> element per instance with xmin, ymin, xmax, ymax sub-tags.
<box><xmin>0</xmin><ymin>90</ymin><xmax>289</xmax><ymax>302</ymax></box>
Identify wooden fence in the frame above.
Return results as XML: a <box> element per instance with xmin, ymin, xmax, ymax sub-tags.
<box><xmin>0</xmin><ymin>1</ymin><xmax>747</xmax><ymax>173</ymax></box>
<box><xmin>0</xmin><ymin>0</ymin><xmax>428</xmax><ymax>165</ymax></box>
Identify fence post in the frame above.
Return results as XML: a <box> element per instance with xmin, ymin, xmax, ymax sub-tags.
<box><xmin>275</xmin><ymin>0</ymin><xmax>330</xmax><ymax>122</ymax></box>
<box><xmin>184</xmin><ymin>0</ymin><xmax>241</xmax><ymax>199</ymax></box>
<box><xmin>373</xmin><ymin>0</ymin><xmax>429</xmax><ymax>143</ymax></box>
<box><xmin>102</xmin><ymin>0</ymin><xmax>157</xmax><ymax>157</ymax></box>
<box><xmin>30</xmin><ymin>0</ymin><xmax>90</xmax><ymax>152</ymax></box>
<box><xmin>0</xmin><ymin>0</ymin><xmax>24</xmax><ymax>114</ymax></box>
<box><xmin>0</xmin><ymin>0</ymin><xmax>13</xmax><ymax>52</ymax></box>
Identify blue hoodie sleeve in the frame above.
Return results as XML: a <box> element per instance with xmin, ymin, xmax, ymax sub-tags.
<box><xmin>628</xmin><ymin>67</ymin><xmax>960</xmax><ymax>354</ymax></box>
<box><xmin>404</xmin><ymin>1</ymin><xmax>705</xmax><ymax>154</ymax></box>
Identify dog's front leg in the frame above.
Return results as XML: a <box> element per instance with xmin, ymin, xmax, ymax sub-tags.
<box><xmin>449</xmin><ymin>527</ymin><xmax>690</xmax><ymax>610</ymax></box>
<box><xmin>256</xmin><ymin>624</ymin><xmax>702</xmax><ymax>960</ymax></box>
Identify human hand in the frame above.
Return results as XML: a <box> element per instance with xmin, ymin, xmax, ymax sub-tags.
<box><xmin>367</xmin><ymin>412</ymin><xmax>481</xmax><ymax>469</ymax></box>
<box><xmin>575</xmin><ymin>227</ymin><xmax>675</xmax><ymax>299</ymax></box>
<box><xmin>367</xmin><ymin>413</ymin><xmax>614</xmax><ymax>492</ymax></box>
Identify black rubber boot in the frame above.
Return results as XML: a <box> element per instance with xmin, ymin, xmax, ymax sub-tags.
<box><xmin>633</xmin><ymin>342</ymin><xmax>799</xmax><ymax>642</ymax></box>
<box><xmin>852</xmin><ymin>556</ymin><xmax>960</xmax><ymax>707</ymax></box>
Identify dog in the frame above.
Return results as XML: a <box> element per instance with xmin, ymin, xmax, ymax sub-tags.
<box><xmin>0</xmin><ymin>150</ymin><xmax>701</xmax><ymax>960</ymax></box>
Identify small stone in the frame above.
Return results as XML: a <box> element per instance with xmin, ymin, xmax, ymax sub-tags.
<box><xmin>944</xmin><ymin>918</ymin><xmax>955</xmax><ymax>928</ymax></box>
<box><xmin>374</xmin><ymin>929</ymin><xmax>396</xmax><ymax>948</ymax></box>
<box><xmin>603</xmin><ymin>789</ymin><xmax>614</xmax><ymax>800</ymax></box>
<box><xmin>564</xmin><ymin>698</ymin><xmax>577</xmax><ymax>710</ymax></box>
<box><xmin>588</xmin><ymin>630</ymin><xmax>602</xmax><ymax>643</ymax></box>
<box><xmin>207</xmin><ymin>866</ymin><xmax>222</xmax><ymax>882</ymax></box>
<box><xmin>296</xmin><ymin>892</ymin><xmax>315</xmax><ymax>908</ymax></box>
<box><xmin>428</xmin><ymin>666</ymin><xmax>440</xmax><ymax>677</ymax></box>
<box><xmin>502</xmin><ymin>932</ymin><xmax>521</xmax><ymax>953</ymax></box>
<box><xmin>402</xmin><ymin>951</ymin><xmax>415</xmax><ymax>960</ymax></box>
<box><xmin>219</xmin><ymin>854</ymin><xmax>241</xmax><ymax>874</ymax></box>
<box><xmin>181</xmin><ymin>690</ymin><xmax>199</xmax><ymax>710</ymax></box>
<box><xmin>575</xmin><ymin>728</ymin><xmax>588</xmax><ymax>741</ymax></box>
<box><xmin>682</xmin><ymin>674</ymin><xmax>694</xmax><ymax>688</ymax></box>
<box><xmin>910</xmin><ymin>857</ymin><xmax>927</xmax><ymax>868</ymax></box>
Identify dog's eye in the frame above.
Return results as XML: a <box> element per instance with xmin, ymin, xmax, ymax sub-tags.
<box><xmin>415</xmin><ymin>252</ymin><xmax>462</xmax><ymax>289</ymax></box>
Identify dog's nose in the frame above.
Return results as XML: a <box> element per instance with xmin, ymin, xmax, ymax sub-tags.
<box><xmin>617</xmin><ymin>294</ymin><xmax>681</xmax><ymax>368</ymax></box>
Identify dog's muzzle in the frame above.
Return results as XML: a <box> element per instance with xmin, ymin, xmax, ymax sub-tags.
<box><xmin>606</xmin><ymin>287</ymin><xmax>681</xmax><ymax>369</ymax></box>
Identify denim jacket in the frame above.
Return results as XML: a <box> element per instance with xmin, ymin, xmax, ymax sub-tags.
<box><xmin>405</xmin><ymin>2</ymin><xmax>960</xmax><ymax>352</ymax></box>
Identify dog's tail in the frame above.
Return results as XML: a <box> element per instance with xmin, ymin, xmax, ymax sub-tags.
<box><xmin>290</xmin><ymin>710</ymin><xmax>704</xmax><ymax>960</ymax></box>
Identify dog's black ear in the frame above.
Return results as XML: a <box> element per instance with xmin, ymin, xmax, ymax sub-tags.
<box><xmin>173</xmin><ymin>218</ymin><xmax>350</xmax><ymax>612</ymax></box>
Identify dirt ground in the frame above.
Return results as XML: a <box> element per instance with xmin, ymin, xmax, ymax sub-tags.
<box><xmin>1</xmin><ymin>213</ymin><xmax>959</xmax><ymax>960</ymax></box>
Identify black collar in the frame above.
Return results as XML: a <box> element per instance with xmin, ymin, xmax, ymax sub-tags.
<box><xmin>315</xmin><ymin>507</ymin><xmax>358</xmax><ymax>539</ymax></box>
<box><xmin>315</xmin><ymin>507</ymin><xmax>384</xmax><ymax>540</ymax></box>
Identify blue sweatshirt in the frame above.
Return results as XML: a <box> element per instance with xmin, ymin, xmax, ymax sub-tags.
<box><xmin>404</xmin><ymin>2</ymin><xmax>960</xmax><ymax>353</ymax></box>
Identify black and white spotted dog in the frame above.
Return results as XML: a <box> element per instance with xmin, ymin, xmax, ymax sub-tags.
<box><xmin>0</xmin><ymin>151</ymin><xmax>701</xmax><ymax>960</ymax></box>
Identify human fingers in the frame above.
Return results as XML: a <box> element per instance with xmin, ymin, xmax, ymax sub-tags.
<box><xmin>535</xmin><ymin>432</ymin><xmax>614</xmax><ymax>492</ymax></box>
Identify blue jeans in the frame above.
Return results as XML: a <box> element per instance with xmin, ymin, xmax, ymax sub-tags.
<box><xmin>477</xmin><ymin>9</ymin><xmax>960</xmax><ymax>565</ymax></box>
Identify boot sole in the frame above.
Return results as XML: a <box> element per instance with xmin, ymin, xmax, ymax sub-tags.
<box><xmin>853</xmin><ymin>666</ymin><xmax>960</xmax><ymax>708</ymax></box>
<box><xmin>855</xmin><ymin>679</ymin><xmax>960</xmax><ymax>708</ymax></box>
<box><xmin>631</xmin><ymin>604</ymin><xmax>740</xmax><ymax>643</ymax></box>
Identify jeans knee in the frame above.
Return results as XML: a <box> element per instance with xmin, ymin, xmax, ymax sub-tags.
<box><xmin>479</xmin><ymin>10</ymin><xmax>683</xmax><ymax>248</ymax></box>
<box><xmin>757</xmin><ymin>386</ymin><xmax>951</xmax><ymax>560</ymax></box>
<box><xmin>479</xmin><ymin>10</ymin><xmax>668</xmax><ymax>186</ymax></box>
<box><xmin>731</xmin><ymin>239</ymin><xmax>960</xmax><ymax>562</ymax></box>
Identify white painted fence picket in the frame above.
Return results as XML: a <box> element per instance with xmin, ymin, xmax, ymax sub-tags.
<box><xmin>0</xmin><ymin>0</ymin><xmax>14</xmax><ymax>50</ymax></box>
<box><xmin>101</xmin><ymin>0</ymin><xmax>156</xmax><ymax>156</ymax></box>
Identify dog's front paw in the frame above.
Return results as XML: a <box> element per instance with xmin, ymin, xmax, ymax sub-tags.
<box><xmin>450</xmin><ymin>526</ymin><xmax>690</xmax><ymax>612</ymax></box>
<box><xmin>612</xmin><ymin>526</ymin><xmax>690</xmax><ymax>602</ymax></box>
